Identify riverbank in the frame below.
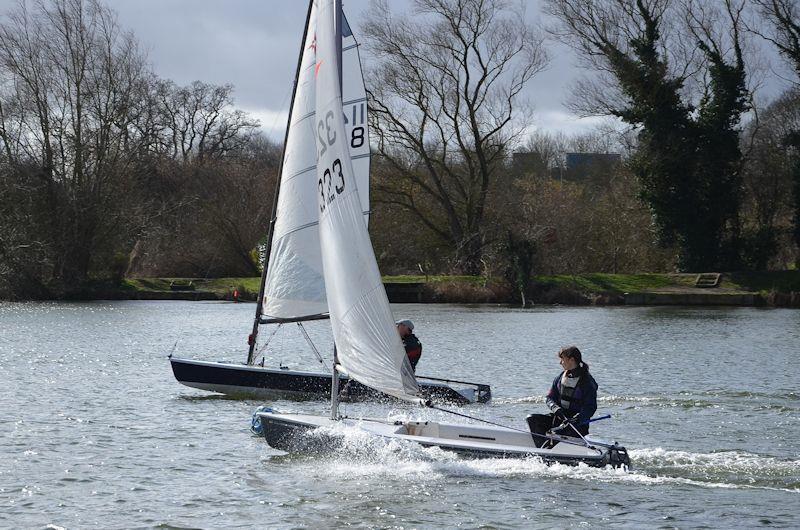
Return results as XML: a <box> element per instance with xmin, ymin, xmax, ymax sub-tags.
<box><xmin>95</xmin><ymin>271</ymin><xmax>800</xmax><ymax>307</ymax></box>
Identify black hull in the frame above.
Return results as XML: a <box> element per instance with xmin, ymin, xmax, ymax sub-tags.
<box><xmin>258</xmin><ymin>414</ymin><xmax>625</xmax><ymax>468</ymax></box>
<box><xmin>170</xmin><ymin>357</ymin><xmax>491</xmax><ymax>405</ymax></box>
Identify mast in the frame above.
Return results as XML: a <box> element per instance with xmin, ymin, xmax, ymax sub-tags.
<box><xmin>330</xmin><ymin>346</ymin><xmax>340</xmax><ymax>419</ymax></box>
<box><xmin>247</xmin><ymin>0</ymin><xmax>315</xmax><ymax>365</ymax></box>
<box><xmin>330</xmin><ymin>0</ymin><xmax>343</xmax><ymax>420</ymax></box>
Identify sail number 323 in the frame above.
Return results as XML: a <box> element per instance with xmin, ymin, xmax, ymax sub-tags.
<box><xmin>317</xmin><ymin>110</ymin><xmax>346</xmax><ymax>213</ymax></box>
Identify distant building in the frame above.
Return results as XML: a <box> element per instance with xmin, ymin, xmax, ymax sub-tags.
<box><xmin>565</xmin><ymin>152</ymin><xmax>621</xmax><ymax>174</ymax></box>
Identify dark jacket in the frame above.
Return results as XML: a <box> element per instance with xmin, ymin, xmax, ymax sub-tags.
<box><xmin>402</xmin><ymin>333</ymin><xmax>422</xmax><ymax>371</ymax></box>
<box><xmin>546</xmin><ymin>366</ymin><xmax>598</xmax><ymax>426</ymax></box>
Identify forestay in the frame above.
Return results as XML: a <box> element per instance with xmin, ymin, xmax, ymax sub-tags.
<box><xmin>314</xmin><ymin>0</ymin><xmax>422</xmax><ymax>404</ymax></box>
<box><xmin>261</xmin><ymin>4</ymin><xmax>369</xmax><ymax>319</ymax></box>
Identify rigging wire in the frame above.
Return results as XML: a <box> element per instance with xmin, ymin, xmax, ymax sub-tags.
<box><xmin>255</xmin><ymin>323</ymin><xmax>284</xmax><ymax>362</ymax></box>
<box><xmin>427</xmin><ymin>404</ymin><xmax>528</xmax><ymax>433</ymax></box>
<box><xmin>297</xmin><ymin>322</ymin><xmax>328</xmax><ymax>370</ymax></box>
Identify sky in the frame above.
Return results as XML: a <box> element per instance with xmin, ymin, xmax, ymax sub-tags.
<box><xmin>107</xmin><ymin>0</ymin><xmax>601</xmax><ymax>140</ymax></box>
<box><xmin>0</xmin><ymin>0</ymin><xmax>794</xmax><ymax>141</ymax></box>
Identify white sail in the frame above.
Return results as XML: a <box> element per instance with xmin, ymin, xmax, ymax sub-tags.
<box><xmin>314</xmin><ymin>0</ymin><xmax>422</xmax><ymax>403</ymax></box>
<box><xmin>261</xmin><ymin>4</ymin><xmax>369</xmax><ymax>319</ymax></box>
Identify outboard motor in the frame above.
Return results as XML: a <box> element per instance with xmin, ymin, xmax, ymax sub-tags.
<box><xmin>608</xmin><ymin>443</ymin><xmax>631</xmax><ymax>469</ymax></box>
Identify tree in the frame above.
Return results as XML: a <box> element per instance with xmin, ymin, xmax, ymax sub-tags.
<box><xmin>152</xmin><ymin>80</ymin><xmax>259</xmax><ymax>162</ymax></box>
<box><xmin>751</xmin><ymin>0</ymin><xmax>800</xmax><ymax>72</ymax></box>
<box><xmin>0</xmin><ymin>0</ymin><xmax>269</xmax><ymax>297</ymax></box>
<box><xmin>505</xmin><ymin>151</ymin><xmax>672</xmax><ymax>275</ymax></box>
<box><xmin>545</xmin><ymin>0</ymin><xmax>750</xmax><ymax>271</ymax></box>
<box><xmin>123</xmin><ymin>79</ymin><xmax>266</xmax><ymax>278</ymax></box>
<box><xmin>363</xmin><ymin>0</ymin><xmax>547</xmax><ymax>274</ymax></box>
<box><xmin>0</xmin><ymin>0</ymin><xmax>155</xmax><ymax>294</ymax></box>
<box><xmin>740</xmin><ymin>89</ymin><xmax>800</xmax><ymax>268</ymax></box>
<box><xmin>750</xmin><ymin>0</ymin><xmax>800</xmax><ymax>264</ymax></box>
<box><xmin>125</xmin><ymin>132</ymin><xmax>276</xmax><ymax>279</ymax></box>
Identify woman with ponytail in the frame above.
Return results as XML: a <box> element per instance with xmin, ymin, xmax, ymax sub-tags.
<box><xmin>526</xmin><ymin>346</ymin><xmax>598</xmax><ymax>447</ymax></box>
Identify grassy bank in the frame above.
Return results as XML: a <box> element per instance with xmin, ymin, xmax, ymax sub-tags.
<box><xmin>107</xmin><ymin>271</ymin><xmax>800</xmax><ymax>307</ymax></box>
<box><xmin>124</xmin><ymin>277</ymin><xmax>261</xmax><ymax>299</ymax></box>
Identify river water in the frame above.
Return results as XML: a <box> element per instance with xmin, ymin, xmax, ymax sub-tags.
<box><xmin>1</xmin><ymin>301</ymin><xmax>798</xmax><ymax>528</ymax></box>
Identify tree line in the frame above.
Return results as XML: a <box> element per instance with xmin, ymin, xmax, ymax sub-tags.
<box><xmin>1</xmin><ymin>0</ymin><xmax>799</xmax><ymax>301</ymax></box>
<box><xmin>368</xmin><ymin>0</ymin><xmax>800</xmax><ymax>283</ymax></box>
<box><xmin>0</xmin><ymin>0</ymin><xmax>279</xmax><ymax>298</ymax></box>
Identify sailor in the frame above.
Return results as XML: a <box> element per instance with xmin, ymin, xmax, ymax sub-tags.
<box><xmin>339</xmin><ymin>319</ymin><xmax>423</xmax><ymax>400</ymax></box>
<box><xmin>396</xmin><ymin>319</ymin><xmax>422</xmax><ymax>371</ymax></box>
<box><xmin>526</xmin><ymin>346</ymin><xmax>598</xmax><ymax>448</ymax></box>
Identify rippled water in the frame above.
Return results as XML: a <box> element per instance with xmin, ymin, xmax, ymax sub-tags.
<box><xmin>1</xmin><ymin>301</ymin><xmax>798</xmax><ymax>528</ymax></box>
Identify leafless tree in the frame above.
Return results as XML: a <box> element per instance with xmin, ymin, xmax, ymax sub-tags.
<box><xmin>0</xmin><ymin>0</ymin><xmax>156</xmax><ymax>290</ymax></box>
<box><xmin>0</xmin><ymin>0</ymin><xmax>269</xmax><ymax>295</ymax></box>
<box><xmin>153</xmin><ymin>80</ymin><xmax>259</xmax><ymax>162</ymax></box>
<box><xmin>740</xmin><ymin>88</ymin><xmax>799</xmax><ymax>268</ymax></box>
<box><xmin>751</xmin><ymin>0</ymin><xmax>800</xmax><ymax>75</ymax></box>
<box><xmin>749</xmin><ymin>1</ymin><xmax>800</xmax><ymax>265</ymax></box>
<box><xmin>363</xmin><ymin>0</ymin><xmax>548</xmax><ymax>274</ymax></box>
<box><xmin>126</xmin><ymin>134</ymin><xmax>280</xmax><ymax>278</ymax></box>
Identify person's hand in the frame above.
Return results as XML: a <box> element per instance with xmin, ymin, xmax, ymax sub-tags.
<box><xmin>553</xmin><ymin>408</ymin><xmax>567</xmax><ymax>422</ymax></box>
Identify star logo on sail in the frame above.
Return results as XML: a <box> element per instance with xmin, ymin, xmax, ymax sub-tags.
<box><xmin>309</xmin><ymin>33</ymin><xmax>323</xmax><ymax>77</ymax></box>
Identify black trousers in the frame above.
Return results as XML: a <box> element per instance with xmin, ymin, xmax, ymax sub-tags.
<box><xmin>526</xmin><ymin>413</ymin><xmax>589</xmax><ymax>448</ymax></box>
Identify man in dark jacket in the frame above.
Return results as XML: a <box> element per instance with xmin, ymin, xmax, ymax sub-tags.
<box><xmin>527</xmin><ymin>346</ymin><xmax>598</xmax><ymax>448</ymax></box>
<box><xmin>339</xmin><ymin>319</ymin><xmax>423</xmax><ymax>400</ymax></box>
<box><xmin>396</xmin><ymin>319</ymin><xmax>422</xmax><ymax>371</ymax></box>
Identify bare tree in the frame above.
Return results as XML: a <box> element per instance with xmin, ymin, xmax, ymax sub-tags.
<box><xmin>751</xmin><ymin>0</ymin><xmax>800</xmax><ymax>74</ymax></box>
<box><xmin>363</xmin><ymin>0</ymin><xmax>548</xmax><ymax>274</ymax></box>
<box><xmin>0</xmin><ymin>0</ymin><xmax>157</xmax><ymax>292</ymax></box>
<box><xmin>154</xmin><ymin>80</ymin><xmax>259</xmax><ymax>162</ymax></box>
<box><xmin>126</xmin><ymin>133</ymin><xmax>280</xmax><ymax>278</ymax></box>
<box><xmin>749</xmin><ymin>0</ymin><xmax>800</xmax><ymax>265</ymax></box>
<box><xmin>740</xmin><ymin>88</ymin><xmax>799</xmax><ymax>268</ymax></box>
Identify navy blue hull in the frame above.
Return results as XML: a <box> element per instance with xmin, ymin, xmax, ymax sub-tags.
<box><xmin>170</xmin><ymin>357</ymin><xmax>491</xmax><ymax>404</ymax></box>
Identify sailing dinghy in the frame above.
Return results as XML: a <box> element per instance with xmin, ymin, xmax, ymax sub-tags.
<box><xmin>168</xmin><ymin>1</ymin><xmax>490</xmax><ymax>405</ymax></box>
<box><xmin>253</xmin><ymin>0</ymin><xmax>630</xmax><ymax>469</ymax></box>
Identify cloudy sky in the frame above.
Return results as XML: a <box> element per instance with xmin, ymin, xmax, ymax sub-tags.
<box><xmin>108</xmin><ymin>0</ymin><xmax>600</xmax><ymax>140</ymax></box>
<box><xmin>1</xmin><ymin>0</ymin><xmax>793</xmax><ymax>141</ymax></box>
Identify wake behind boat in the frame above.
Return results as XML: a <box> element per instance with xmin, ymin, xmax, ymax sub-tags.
<box><xmin>169</xmin><ymin>356</ymin><xmax>490</xmax><ymax>404</ymax></box>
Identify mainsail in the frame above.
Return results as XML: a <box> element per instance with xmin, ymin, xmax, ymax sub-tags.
<box><xmin>314</xmin><ymin>0</ymin><xmax>422</xmax><ymax>403</ymax></box>
<box><xmin>261</xmin><ymin>4</ymin><xmax>370</xmax><ymax>319</ymax></box>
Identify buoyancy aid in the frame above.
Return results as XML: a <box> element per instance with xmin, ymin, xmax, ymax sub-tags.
<box><xmin>559</xmin><ymin>369</ymin><xmax>582</xmax><ymax>410</ymax></box>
